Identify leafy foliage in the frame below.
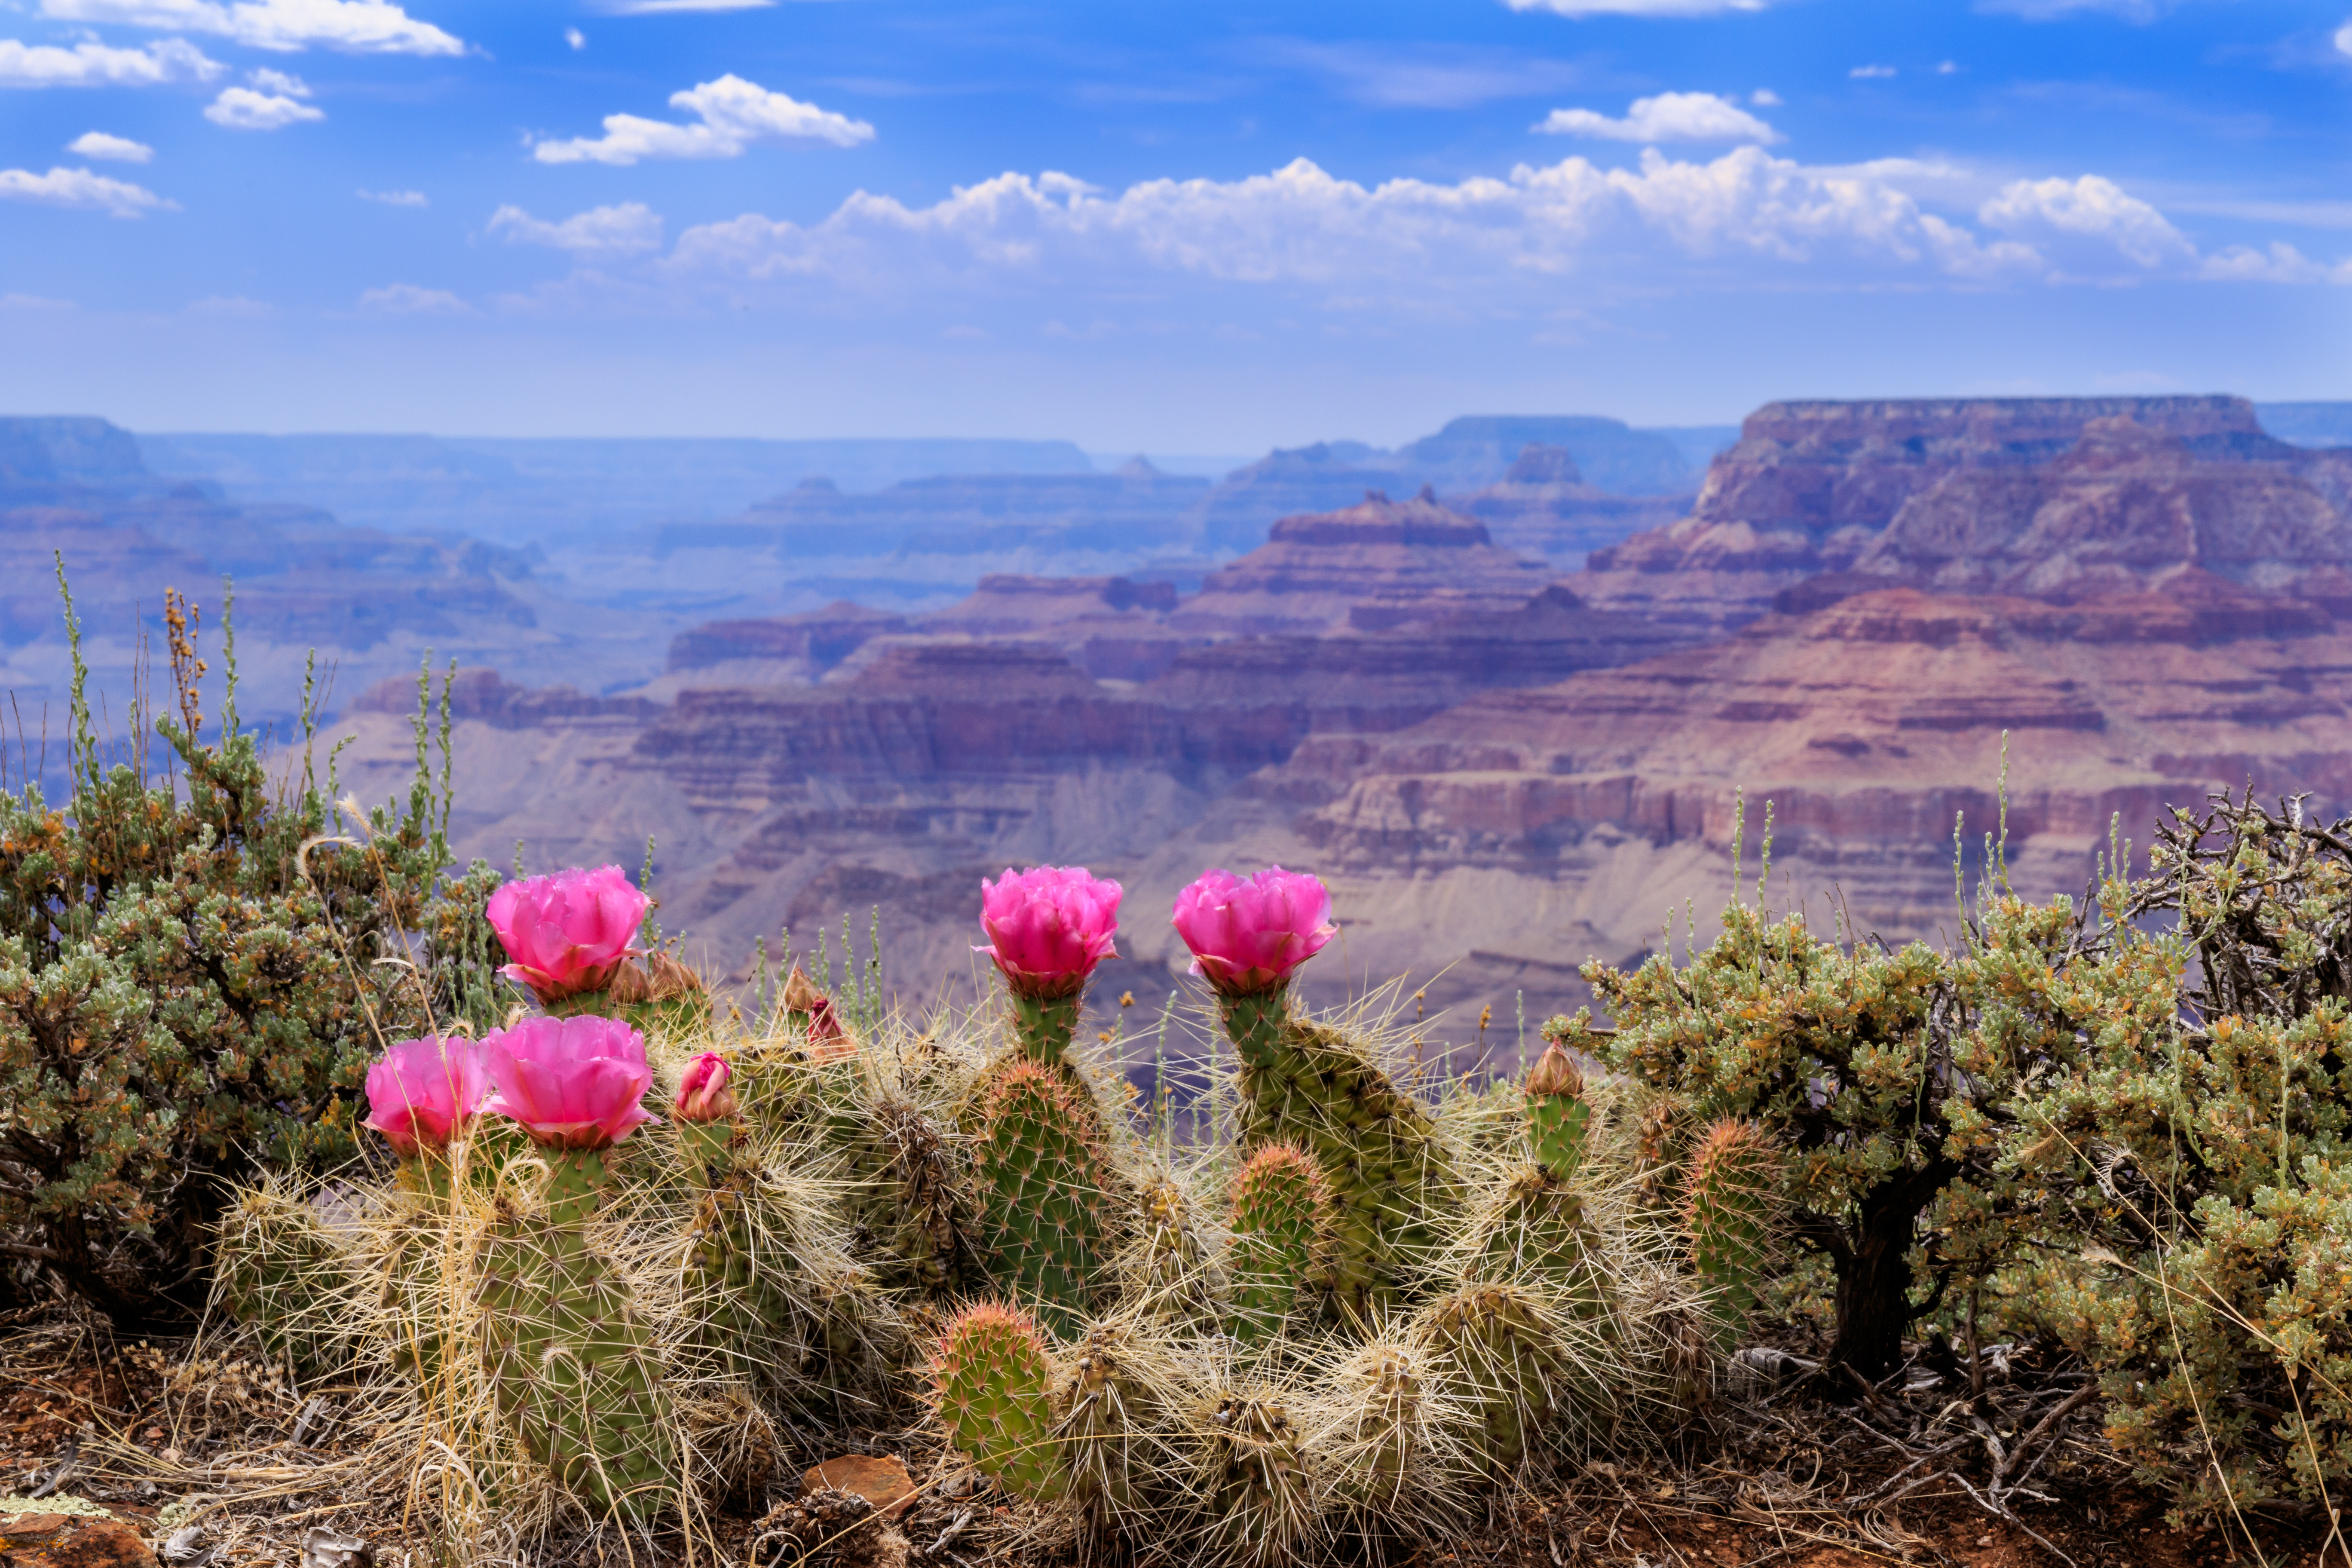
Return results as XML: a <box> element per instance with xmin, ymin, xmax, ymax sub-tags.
<box><xmin>0</xmin><ymin>568</ymin><xmax>500</xmax><ymax>1317</ymax></box>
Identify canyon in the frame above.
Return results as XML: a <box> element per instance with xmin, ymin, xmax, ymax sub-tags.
<box><xmin>303</xmin><ymin>395</ymin><xmax>2352</xmax><ymax>1063</ymax></box>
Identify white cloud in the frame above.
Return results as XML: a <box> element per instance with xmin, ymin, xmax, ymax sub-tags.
<box><xmin>188</xmin><ymin>294</ymin><xmax>274</xmax><ymax>315</ymax></box>
<box><xmin>1850</xmin><ymin>64</ymin><xmax>1898</xmax><ymax>79</ymax></box>
<box><xmin>1749</xmin><ymin>88</ymin><xmax>1780</xmax><ymax>106</ymax></box>
<box><xmin>40</xmin><ymin>0</ymin><xmax>463</xmax><ymax>55</ymax></box>
<box><xmin>2337</xmin><ymin>19</ymin><xmax>2351</xmax><ymax>57</ymax></box>
<box><xmin>0</xmin><ymin>37</ymin><xmax>222</xmax><ymax>88</ymax></box>
<box><xmin>489</xmin><ymin>202</ymin><xmax>663</xmax><ymax>254</ymax></box>
<box><xmin>67</xmin><ymin>131</ymin><xmax>154</xmax><ymax>163</ymax></box>
<box><xmin>565</xmin><ymin>26</ymin><xmax>585</xmax><ymax>49</ymax></box>
<box><xmin>1534</xmin><ymin>92</ymin><xmax>1781</xmax><ymax>144</ymax></box>
<box><xmin>1936</xmin><ymin>60</ymin><xmax>1961</xmax><ymax>74</ymax></box>
<box><xmin>2198</xmin><ymin>242</ymin><xmax>2352</xmax><ymax>285</ymax></box>
<box><xmin>0</xmin><ymin>165</ymin><xmax>172</xmax><ymax>217</ymax></box>
<box><xmin>205</xmin><ymin>86</ymin><xmax>325</xmax><ymax>129</ymax></box>
<box><xmin>358</xmin><ymin>282</ymin><xmax>469</xmax><ymax>314</ymax></box>
<box><xmin>248</xmin><ymin>66</ymin><xmax>311</xmax><ymax>95</ymax></box>
<box><xmin>1975</xmin><ymin>0</ymin><xmax>2173</xmax><ymax>18</ymax></box>
<box><xmin>358</xmin><ymin>187</ymin><xmax>426</xmax><ymax>205</ymax></box>
<box><xmin>531</xmin><ymin>74</ymin><xmax>873</xmax><ymax>164</ymax></box>
<box><xmin>594</xmin><ymin>0</ymin><xmax>774</xmax><ymax>11</ymax></box>
<box><xmin>1504</xmin><ymin>0</ymin><xmax>1769</xmax><ymax>13</ymax></box>
<box><xmin>0</xmin><ymin>292</ymin><xmax>76</xmax><ymax>310</ymax></box>
<box><xmin>1979</xmin><ymin>174</ymin><xmax>2192</xmax><ymax>268</ymax></box>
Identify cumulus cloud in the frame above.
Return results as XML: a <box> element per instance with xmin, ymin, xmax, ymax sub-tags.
<box><xmin>40</xmin><ymin>0</ymin><xmax>463</xmax><ymax>55</ymax></box>
<box><xmin>359</xmin><ymin>187</ymin><xmax>426</xmax><ymax>205</ymax></box>
<box><xmin>1534</xmin><ymin>92</ymin><xmax>1781</xmax><ymax>144</ymax></box>
<box><xmin>489</xmin><ymin>202</ymin><xmax>663</xmax><ymax>254</ymax></box>
<box><xmin>1503</xmin><ymin>0</ymin><xmax>1769</xmax><ymax>13</ymax></box>
<box><xmin>358</xmin><ymin>282</ymin><xmax>469</xmax><ymax>314</ymax></box>
<box><xmin>205</xmin><ymin>85</ymin><xmax>325</xmax><ymax>129</ymax></box>
<box><xmin>67</xmin><ymin>132</ymin><xmax>154</xmax><ymax>163</ymax></box>
<box><xmin>1978</xmin><ymin>174</ymin><xmax>2192</xmax><ymax>269</ymax></box>
<box><xmin>2337</xmin><ymin>19</ymin><xmax>2351</xmax><ymax>57</ymax></box>
<box><xmin>565</xmin><ymin>26</ymin><xmax>585</xmax><ymax>48</ymax></box>
<box><xmin>248</xmin><ymin>66</ymin><xmax>310</xmax><ymax>95</ymax></box>
<box><xmin>0</xmin><ymin>165</ymin><xmax>173</xmax><ymax>217</ymax></box>
<box><xmin>2197</xmin><ymin>242</ymin><xmax>2352</xmax><ymax>286</ymax></box>
<box><xmin>533</xmin><ymin>74</ymin><xmax>873</xmax><ymax>163</ymax></box>
<box><xmin>0</xmin><ymin>37</ymin><xmax>222</xmax><ymax>88</ymax></box>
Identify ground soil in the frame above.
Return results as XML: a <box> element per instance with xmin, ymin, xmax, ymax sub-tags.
<box><xmin>0</xmin><ymin>1301</ymin><xmax>2328</xmax><ymax>1568</ymax></box>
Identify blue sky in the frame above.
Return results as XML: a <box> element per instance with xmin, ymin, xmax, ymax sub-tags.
<box><xmin>0</xmin><ymin>0</ymin><xmax>2347</xmax><ymax>450</ymax></box>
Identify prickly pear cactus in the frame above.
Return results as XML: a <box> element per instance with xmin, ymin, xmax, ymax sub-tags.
<box><xmin>1682</xmin><ymin>1118</ymin><xmax>1781</xmax><ymax>1349</ymax></box>
<box><xmin>1316</xmin><ymin>1340</ymin><xmax>1449</xmax><ymax>1516</ymax></box>
<box><xmin>683</xmin><ymin>1168</ymin><xmax>798</xmax><ymax>1385</ymax></box>
<box><xmin>1412</xmin><ymin>1284</ymin><xmax>1571</xmax><ymax>1480</ymax></box>
<box><xmin>1227</xmin><ymin>1144</ymin><xmax>1326</xmax><ymax>1344</ymax></box>
<box><xmin>1008</xmin><ymin>991</ymin><xmax>1086</xmax><ymax>1069</ymax></box>
<box><xmin>1057</xmin><ymin>1321</ymin><xmax>1145</xmax><ymax>1526</ymax></box>
<box><xmin>1463</xmin><ymin>1170</ymin><xmax>1608</xmax><ymax>1322</ymax></box>
<box><xmin>932</xmin><ymin>1303</ymin><xmax>1068</xmax><ymax>1501</ymax></box>
<box><xmin>822</xmin><ymin>1087</ymin><xmax>977</xmax><ymax>1295</ymax></box>
<box><xmin>1126</xmin><ymin>1175</ymin><xmax>1216</xmax><ymax>1325</ymax></box>
<box><xmin>1203</xmin><ymin>1393</ymin><xmax>1312</xmax><ymax>1568</ymax></box>
<box><xmin>473</xmin><ymin>1149</ymin><xmax>678</xmax><ymax>1522</ymax></box>
<box><xmin>970</xmin><ymin>1059</ymin><xmax>1114</xmax><ymax>1336</ymax></box>
<box><xmin>1219</xmin><ymin>992</ymin><xmax>1445</xmax><ymax>1319</ymax></box>
<box><xmin>1523</xmin><ymin>1042</ymin><xmax>1590</xmax><ymax>1184</ymax></box>
<box><xmin>212</xmin><ymin>1178</ymin><xmax>361</xmax><ymax>1376</ymax></box>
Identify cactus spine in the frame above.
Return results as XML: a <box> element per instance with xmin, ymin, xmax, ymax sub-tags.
<box><xmin>474</xmin><ymin>1148</ymin><xmax>677</xmax><ymax>1522</ymax></box>
<box><xmin>932</xmin><ymin>1303</ymin><xmax>1068</xmax><ymax>1501</ymax></box>
<box><xmin>1204</xmin><ymin>1393</ymin><xmax>1313</xmax><ymax>1568</ymax></box>
<box><xmin>1524</xmin><ymin>1042</ymin><xmax>1589</xmax><ymax>1183</ymax></box>
<box><xmin>683</xmin><ymin>1168</ymin><xmax>797</xmax><ymax>1385</ymax></box>
<box><xmin>1219</xmin><ymin>987</ymin><xmax>1443</xmax><ymax>1318</ymax></box>
<box><xmin>1412</xmin><ymin>1284</ymin><xmax>1569</xmax><ymax>1479</ymax></box>
<box><xmin>213</xmin><ymin>1179</ymin><xmax>359</xmax><ymax>1376</ymax></box>
<box><xmin>1467</xmin><ymin>1045</ymin><xmax>1608</xmax><ymax>1316</ymax></box>
<box><xmin>971</xmin><ymin>1059</ymin><xmax>1113</xmax><ymax>1336</ymax></box>
<box><xmin>1683</xmin><ymin>1118</ymin><xmax>1781</xmax><ymax>1348</ymax></box>
<box><xmin>1227</xmin><ymin>1144</ymin><xmax>1326</xmax><ymax>1344</ymax></box>
<box><xmin>1057</xmin><ymin>1322</ymin><xmax>1144</xmax><ymax>1525</ymax></box>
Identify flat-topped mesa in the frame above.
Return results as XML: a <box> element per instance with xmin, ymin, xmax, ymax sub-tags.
<box><xmin>1454</xmin><ymin>443</ymin><xmax>1690</xmax><ymax>568</ymax></box>
<box><xmin>1571</xmin><ymin>395</ymin><xmax>2352</xmax><ymax>634</ymax></box>
<box><xmin>665</xmin><ymin>601</ymin><xmax>911</xmax><ymax>676</ymax></box>
<box><xmin>912</xmin><ymin>573</ymin><xmax>1190</xmax><ymax>682</ymax></box>
<box><xmin>1170</xmin><ymin>489</ymin><xmax>1556</xmax><ymax>637</ymax></box>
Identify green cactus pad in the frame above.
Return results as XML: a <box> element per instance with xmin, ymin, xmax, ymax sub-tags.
<box><xmin>1413</xmin><ymin>1284</ymin><xmax>1570</xmax><ymax>1479</ymax></box>
<box><xmin>1227</xmin><ymin>1144</ymin><xmax>1327</xmax><ymax>1344</ymax></box>
<box><xmin>1466</xmin><ymin>1169</ymin><xmax>1610</xmax><ymax>1323</ymax></box>
<box><xmin>1008</xmin><ymin>990</ymin><xmax>1085</xmax><ymax>1067</ymax></box>
<box><xmin>1204</xmin><ymin>1393</ymin><xmax>1313</xmax><ymax>1568</ymax></box>
<box><xmin>1057</xmin><ymin>1322</ymin><xmax>1144</xmax><ymax>1524</ymax></box>
<box><xmin>1683</xmin><ymin>1118</ymin><xmax>1782</xmax><ymax>1349</ymax></box>
<box><xmin>1522</xmin><ymin>1042</ymin><xmax>1591</xmax><ymax>1185</ymax></box>
<box><xmin>212</xmin><ymin>1180</ymin><xmax>361</xmax><ymax>1377</ymax></box>
<box><xmin>932</xmin><ymin>1303</ymin><xmax>1068</xmax><ymax>1501</ymax></box>
<box><xmin>1218</xmin><ymin>988</ymin><xmax>1445</xmax><ymax>1319</ymax></box>
<box><xmin>970</xmin><ymin>1059</ymin><xmax>1113</xmax><ymax>1336</ymax></box>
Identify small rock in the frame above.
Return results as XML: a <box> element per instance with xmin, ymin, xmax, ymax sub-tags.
<box><xmin>299</xmin><ymin>1525</ymin><xmax>374</xmax><ymax>1568</ymax></box>
<box><xmin>2</xmin><ymin>1515</ymin><xmax>163</xmax><ymax>1568</ymax></box>
<box><xmin>802</xmin><ymin>1454</ymin><xmax>916</xmax><ymax>1520</ymax></box>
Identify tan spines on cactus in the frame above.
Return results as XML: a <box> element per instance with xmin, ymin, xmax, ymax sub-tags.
<box><xmin>1681</xmin><ymin>1118</ymin><xmax>1782</xmax><ymax>1349</ymax></box>
<box><xmin>1410</xmin><ymin>1283</ymin><xmax>1578</xmax><ymax>1482</ymax></box>
<box><xmin>1459</xmin><ymin>1167</ymin><xmax>1611</xmax><ymax>1324</ymax></box>
<box><xmin>1054</xmin><ymin>1320</ymin><xmax>1154</xmax><ymax>1531</ymax></box>
<box><xmin>931</xmin><ymin>1302</ymin><xmax>1069</xmax><ymax>1503</ymax></box>
<box><xmin>1117</xmin><ymin>1171</ymin><xmax>1220</xmax><ymax>1326</ymax></box>
<box><xmin>211</xmin><ymin>1176</ymin><xmax>365</xmax><ymax>1377</ymax></box>
<box><xmin>970</xmin><ymin>1058</ymin><xmax>1116</xmax><ymax>1336</ymax></box>
<box><xmin>1305</xmin><ymin>1336</ymin><xmax>1475</xmax><ymax>1547</ymax></box>
<box><xmin>1196</xmin><ymin>1391</ymin><xmax>1316</xmax><ymax>1568</ymax></box>
<box><xmin>1227</xmin><ymin>1143</ymin><xmax>1328</xmax><ymax>1343</ymax></box>
<box><xmin>1221</xmin><ymin>1000</ymin><xmax>1447</xmax><ymax>1320</ymax></box>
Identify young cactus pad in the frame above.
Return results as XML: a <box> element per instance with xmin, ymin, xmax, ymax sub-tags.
<box><xmin>1523</xmin><ymin>1042</ymin><xmax>1591</xmax><ymax>1184</ymax></box>
<box><xmin>1218</xmin><ymin>990</ymin><xmax>1445</xmax><ymax>1317</ymax></box>
<box><xmin>971</xmin><ymin>1059</ymin><xmax>1114</xmax><ymax>1336</ymax></box>
<box><xmin>932</xmin><ymin>1303</ymin><xmax>1068</xmax><ymax>1501</ymax></box>
<box><xmin>1412</xmin><ymin>1284</ymin><xmax>1570</xmax><ymax>1479</ymax></box>
<box><xmin>1228</xmin><ymin>1143</ymin><xmax>1327</xmax><ymax>1344</ymax></box>
<box><xmin>1683</xmin><ymin>1118</ymin><xmax>1782</xmax><ymax>1348</ymax></box>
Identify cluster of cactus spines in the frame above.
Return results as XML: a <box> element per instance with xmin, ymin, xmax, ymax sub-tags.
<box><xmin>971</xmin><ymin>1059</ymin><xmax>1115</xmax><ymax>1335</ymax></box>
<box><xmin>1411</xmin><ymin>1284</ymin><xmax>1571</xmax><ymax>1479</ymax></box>
<box><xmin>474</xmin><ymin>1148</ymin><xmax>679</xmax><ymax>1522</ymax></box>
<box><xmin>931</xmin><ymin>1302</ymin><xmax>1069</xmax><ymax>1501</ymax></box>
<box><xmin>1200</xmin><ymin>1391</ymin><xmax>1313</xmax><ymax>1568</ymax></box>
<box><xmin>683</xmin><ymin>1168</ymin><xmax>799</xmax><ymax>1386</ymax></box>
<box><xmin>212</xmin><ymin>1179</ymin><xmax>362</xmax><ymax>1377</ymax></box>
<box><xmin>1222</xmin><ymin>998</ymin><xmax>1446</xmax><ymax>1318</ymax></box>
<box><xmin>827</xmin><ymin>1088</ymin><xmax>977</xmax><ymax>1294</ymax></box>
<box><xmin>1227</xmin><ymin>1143</ymin><xmax>1328</xmax><ymax>1344</ymax></box>
<box><xmin>1057</xmin><ymin>1322</ymin><xmax>1145</xmax><ymax>1526</ymax></box>
<box><xmin>1311</xmin><ymin>1338</ymin><xmax>1474</xmax><ymax>1547</ymax></box>
<box><xmin>1465</xmin><ymin>1170</ymin><xmax>1608</xmax><ymax>1320</ymax></box>
<box><xmin>1124</xmin><ymin>1174</ymin><xmax>1218</xmax><ymax>1324</ymax></box>
<box><xmin>1682</xmin><ymin>1118</ymin><xmax>1782</xmax><ymax>1348</ymax></box>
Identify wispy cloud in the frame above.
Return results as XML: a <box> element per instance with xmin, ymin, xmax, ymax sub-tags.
<box><xmin>0</xmin><ymin>165</ymin><xmax>174</xmax><ymax>217</ymax></box>
<box><xmin>489</xmin><ymin>202</ymin><xmax>664</xmax><ymax>254</ymax></box>
<box><xmin>532</xmin><ymin>74</ymin><xmax>873</xmax><ymax>163</ymax></box>
<box><xmin>0</xmin><ymin>37</ymin><xmax>221</xmax><ymax>88</ymax></box>
<box><xmin>358</xmin><ymin>282</ymin><xmax>470</xmax><ymax>314</ymax></box>
<box><xmin>67</xmin><ymin>132</ymin><xmax>155</xmax><ymax>163</ymax></box>
<box><xmin>1850</xmin><ymin>64</ymin><xmax>1898</xmax><ymax>79</ymax></box>
<box><xmin>359</xmin><ymin>187</ymin><xmax>428</xmax><ymax>206</ymax></box>
<box><xmin>40</xmin><ymin>0</ymin><xmax>464</xmax><ymax>56</ymax></box>
<box><xmin>1503</xmin><ymin>0</ymin><xmax>1770</xmax><ymax>14</ymax></box>
<box><xmin>1264</xmin><ymin>40</ymin><xmax>1585</xmax><ymax>109</ymax></box>
<box><xmin>1535</xmin><ymin>92</ymin><xmax>1782</xmax><ymax>143</ymax></box>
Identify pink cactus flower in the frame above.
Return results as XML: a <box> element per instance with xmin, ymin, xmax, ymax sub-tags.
<box><xmin>480</xmin><ymin>1015</ymin><xmax>658</xmax><ymax>1149</ymax></box>
<box><xmin>975</xmin><ymin>866</ymin><xmax>1124</xmax><ymax>999</ymax></box>
<box><xmin>485</xmin><ymin>864</ymin><xmax>649</xmax><ymax>1004</ymax></box>
<box><xmin>363</xmin><ymin>1035</ymin><xmax>489</xmax><ymax>1157</ymax></box>
<box><xmin>675</xmin><ymin>1051</ymin><xmax>737</xmax><ymax>1123</ymax></box>
<box><xmin>1171</xmin><ymin>866</ymin><xmax>1338</xmax><ymax>996</ymax></box>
